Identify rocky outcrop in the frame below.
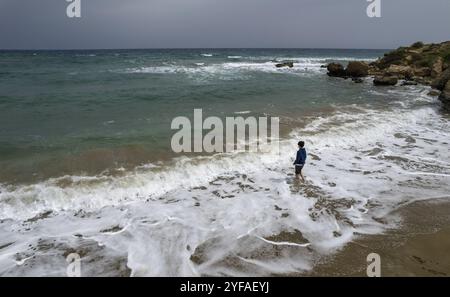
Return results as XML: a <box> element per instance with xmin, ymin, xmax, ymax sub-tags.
<box><xmin>370</xmin><ymin>41</ymin><xmax>450</xmax><ymax>86</ymax></box>
<box><xmin>275</xmin><ymin>61</ymin><xmax>294</xmax><ymax>68</ymax></box>
<box><xmin>428</xmin><ymin>90</ymin><xmax>441</xmax><ymax>97</ymax></box>
<box><xmin>326</xmin><ymin>41</ymin><xmax>450</xmax><ymax>110</ymax></box>
<box><xmin>431</xmin><ymin>68</ymin><xmax>450</xmax><ymax>90</ymax></box>
<box><xmin>431</xmin><ymin>57</ymin><xmax>444</xmax><ymax>78</ymax></box>
<box><xmin>345</xmin><ymin>61</ymin><xmax>369</xmax><ymax>77</ymax></box>
<box><xmin>439</xmin><ymin>81</ymin><xmax>450</xmax><ymax>110</ymax></box>
<box><xmin>413</xmin><ymin>67</ymin><xmax>432</xmax><ymax>78</ymax></box>
<box><xmin>401</xmin><ymin>80</ymin><xmax>418</xmax><ymax>86</ymax></box>
<box><xmin>327</xmin><ymin>61</ymin><xmax>369</xmax><ymax>78</ymax></box>
<box><xmin>327</xmin><ymin>63</ymin><xmax>346</xmax><ymax>77</ymax></box>
<box><xmin>373</xmin><ymin>76</ymin><xmax>398</xmax><ymax>86</ymax></box>
<box><xmin>385</xmin><ymin>65</ymin><xmax>413</xmax><ymax>80</ymax></box>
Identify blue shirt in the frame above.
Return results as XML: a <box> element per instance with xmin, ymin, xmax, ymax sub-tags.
<box><xmin>294</xmin><ymin>148</ymin><xmax>307</xmax><ymax>166</ymax></box>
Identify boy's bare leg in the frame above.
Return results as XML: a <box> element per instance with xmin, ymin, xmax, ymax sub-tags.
<box><xmin>299</xmin><ymin>172</ymin><xmax>305</xmax><ymax>182</ymax></box>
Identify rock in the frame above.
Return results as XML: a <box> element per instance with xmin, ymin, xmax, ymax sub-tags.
<box><xmin>401</xmin><ymin>80</ymin><xmax>418</xmax><ymax>86</ymax></box>
<box><xmin>275</xmin><ymin>62</ymin><xmax>294</xmax><ymax>68</ymax></box>
<box><xmin>345</xmin><ymin>61</ymin><xmax>369</xmax><ymax>77</ymax></box>
<box><xmin>325</xmin><ymin>41</ymin><xmax>450</xmax><ymax>98</ymax></box>
<box><xmin>431</xmin><ymin>68</ymin><xmax>450</xmax><ymax>91</ymax></box>
<box><xmin>439</xmin><ymin>81</ymin><xmax>450</xmax><ymax>110</ymax></box>
<box><xmin>414</xmin><ymin>76</ymin><xmax>432</xmax><ymax>85</ymax></box>
<box><xmin>441</xmin><ymin>80</ymin><xmax>450</xmax><ymax>94</ymax></box>
<box><xmin>368</xmin><ymin>65</ymin><xmax>383</xmax><ymax>76</ymax></box>
<box><xmin>411</xmin><ymin>41</ymin><xmax>424</xmax><ymax>49</ymax></box>
<box><xmin>428</xmin><ymin>90</ymin><xmax>440</xmax><ymax>97</ymax></box>
<box><xmin>413</xmin><ymin>67</ymin><xmax>432</xmax><ymax>77</ymax></box>
<box><xmin>320</xmin><ymin>65</ymin><xmax>327</xmax><ymax>68</ymax></box>
<box><xmin>444</xmin><ymin>63</ymin><xmax>449</xmax><ymax>71</ymax></box>
<box><xmin>352</xmin><ymin>78</ymin><xmax>364</xmax><ymax>83</ymax></box>
<box><xmin>374</xmin><ymin>76</ymin><xmax>398</xmax><ymax>86</ymax></box>
<box><xmin>431</xmin><ymin>57</ymin><xmax>443</xmax><ymax>78</ymax></box>
<box><xmin>327</xmin><ymin>63</ymin><xmax>346</xmax><ymax>77</ymax></box>
<box><xmin>405</xmin><ymin>55</ymin><xmax>413</xmax><ymax>64</ymax></box>
<box><xmin>386</xmin><ymin>65</ymin><xmax>413</xmax><ymax>80</ymax></box>
<box><xmin>375</xmin><ymin>48</ymin><xmax>410</xmax><ymax>69</ymax></box>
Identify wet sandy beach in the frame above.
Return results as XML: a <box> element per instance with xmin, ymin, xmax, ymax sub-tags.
<box><xmin>305</xmin><ymin>198</ymin><xmax>450</xmax><ymax>276</ymax></box>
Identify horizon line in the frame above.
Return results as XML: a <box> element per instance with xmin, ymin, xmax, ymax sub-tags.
<box><xmin>0</xmin><ymin>47</ymin><xmax>393</xmax><ymax>52</ymax></box>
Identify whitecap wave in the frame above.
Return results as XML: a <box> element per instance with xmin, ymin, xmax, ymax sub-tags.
<box><xmin>120</xmin><ymin>59</ymin><xmax>327</xmax><ymax>81</ymax></box>
<box><xmin>118</xmin><ymin>55</ymin><xmax>378</xmax><ymax>81</ymax></box>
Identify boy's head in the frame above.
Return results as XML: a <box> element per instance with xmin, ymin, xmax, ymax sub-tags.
<box><xmin>298</xmin><ymin>141</ymin><xmax>305</xmax><ymax>148</ymax></box>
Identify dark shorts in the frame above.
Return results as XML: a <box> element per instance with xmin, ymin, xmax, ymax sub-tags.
<box><xmin>295</xmin><ymin>165</ymin><xmax>304</xmax><ymax>175</ymax></box>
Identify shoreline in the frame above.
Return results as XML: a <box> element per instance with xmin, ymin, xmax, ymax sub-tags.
<box><xmin>304</xmin><ymin>198</ymin><xmax>450</xmax><ymax>276</ymax></box>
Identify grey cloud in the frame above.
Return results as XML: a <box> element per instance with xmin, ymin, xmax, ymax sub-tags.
<box><xmin>0</xmin><ymin>0</ymin><xmax>449</xmax><ymax>49</ymax></box>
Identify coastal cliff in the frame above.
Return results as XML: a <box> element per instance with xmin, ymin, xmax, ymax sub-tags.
<box><xmin>327</xmin><ymin>41</ymin><xmax>450</xmax><ymax>110</ymax></box>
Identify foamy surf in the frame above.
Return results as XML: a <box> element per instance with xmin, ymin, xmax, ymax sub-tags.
<box><xmin>1</xmin><ymin>85</ymin><xmax>449</xmax><ymax>276</ymax></box>
<box><xmin>117</xmin><ymin>55</ymin><xmax>379</xmax><ymax>83</ymax></box>
<box><xmin>120</xmin><ymin>60</ymin><xmax>328</xmax><ymax>83</ymax></box>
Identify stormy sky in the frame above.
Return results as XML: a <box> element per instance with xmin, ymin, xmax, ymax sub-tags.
<box><xmin>1</xmin><ymin>0</ymin><xmax>449</xmax><ymax>49</ymax></box>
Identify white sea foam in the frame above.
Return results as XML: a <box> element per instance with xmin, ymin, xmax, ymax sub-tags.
<box><xmin>246</xmin><ymin>56</ymin><xmax>375</xmax><ymax>62</ymax></box>
<box><xmin>1</xmin><ymin>86</ymin><xmax>449</xmax><ymax>276</ymax></box>
<box><xmin>121</xmin><ymin>59</ymin><xmax>327</xmax><ymax>82</ymax></box>
<box><xmin>120</xmin><ymin>55</ymin><xmax>376</xmax><ymax>81</ymax></box>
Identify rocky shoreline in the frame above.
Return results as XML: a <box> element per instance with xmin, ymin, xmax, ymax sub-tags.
<box><xmin>326</xmin><ymin>41</ymin><xmax>450</xmax><ymax>110</ymax></box>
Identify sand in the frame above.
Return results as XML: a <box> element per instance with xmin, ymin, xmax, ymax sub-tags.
<box><xmin>305</xmin><ymin>198</ymin><xmax>450</xmax><ymax>276</ymax></box>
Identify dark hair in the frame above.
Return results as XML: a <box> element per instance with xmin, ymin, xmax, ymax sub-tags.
<box><xmin>298</xmin><ymin>141</ymin><xmax>305</xmax><ymax>147</ymax></box>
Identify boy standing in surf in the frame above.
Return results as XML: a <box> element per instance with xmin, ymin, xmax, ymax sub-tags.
<box><xmin>294</xmin><ymin>141</ymin><xmax>307</xmax><ymax>182</ymax></box>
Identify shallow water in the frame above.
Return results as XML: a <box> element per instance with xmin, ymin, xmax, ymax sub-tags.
<box><xmin>0</xmin><ymin>49</ymin><xmax>449</xmax><ymax>276</ymax></box>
